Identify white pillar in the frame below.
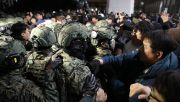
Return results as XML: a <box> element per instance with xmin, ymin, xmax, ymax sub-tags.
<box><xmin>107</xmin><ymin>0</ymin><xmax>134</xmax><ymax>16</ymax></box>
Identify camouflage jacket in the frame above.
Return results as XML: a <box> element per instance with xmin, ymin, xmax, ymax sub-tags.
<box><xmin>86</xmin><ymin>22</ymin><xmax>95</xmax><ymax>31</ymax></box>
<box><xmin>23</xmin><ymin>50</ymin><xmax>62</xmax><ymax>102</ymax></box>
<box><xmin>0</xmin><ymin>69</ymin><xmax>59</xmax><ymax>102</ymax></box>
<box><xmin>55</xmin><ymin>49</ymin><xmax>99</xmax><ymax>102</ymax></box>
<box><xmin>94</xmin><ymin>47</ymin><xmax>112</xmax><ymax>59</ymax></box>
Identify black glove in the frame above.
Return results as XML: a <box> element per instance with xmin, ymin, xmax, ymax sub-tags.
<box><xmin>44</xmin><ymin>55</ymin><xmax>63</xmax><ymax>82</ymax></box>
<box><xmin>83</xmin><ymin>74</ymin><xmax>99</xmax><ymax>97</ymax></box>
<box><xmin>88</xmin><ymin>59</ymin><xmax>101</xmax><ymax>75</ymax></box>
<box><xmin>50</xmin><ymin>54</ymin><xmax>63</xmax><ymax>69</ymax></box>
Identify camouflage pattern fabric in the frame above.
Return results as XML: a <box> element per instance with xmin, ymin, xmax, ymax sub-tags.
<box><xmin>25</xmin><ymin>51</ymin><xmax>53</xmax><ymax>83</ymax></box>
<box><xmin>94</xmin><ymin>47</ymin><xmax>112</xmax><ymax>59</ymax></box>
<box><xmin>0</xmin><ymin>35</ymin><xmax>26</xmax><ymax>66</ymax></box>
<box><xmin>0</xmin><ymin>69</ymin><xmax>43</xmax><ymax>102</ymax></box>
<box><xmin>0</xmin><ymin>17</ymin><xmax>23</xmax><ymax>25</ymax></box>
<box><xmin>23</xmin><ymin>50</ymin><xmax>62</xmax><ymax>102</ymax></box>
<box><xmin>0</xmin><ymin>17</ymin><xmax>23</xmax><ymax>33</ymax></box>
<box><xmin>94</xmin><ymin>20</ymin><xmax>115</xmax><ymax>40</ymax></box>
<box><xmin>91</xmin><ymin>46</ymin><xmax>112</xmax><ymax>88</ymax></box>
<box><xmin>57</xmin><ymin>22</ymin><xmax>89</xmax><ymax>48</ymax></box>
<box><xmin>0</xmin><ymin>69</ymin><xmax>59</xmax><ymax>102</ymax></box>
<box><xmin>6</xmin><ymin>17</ymin><xmax>23</xmax><ymax>24</ymax></box>
<box><xmin>86</xmin><ymin>22</ymin><xmax>95</xmax><ymax>31</ymax></box>
<box><xmin>55</xmin><ymin>49</ymin><xmax>98</xmax><ymax>102</ymax></box>
<box><xmin>30</xmin><ymin>26</ymin><xmax>57</xmax><ymax>48</ymax></box>
<box><xmin>39</xmin><ymin>20</ymin><xmax>57</xmax><ymax>31</ymax></box>
<box><xmin>89</xmin><ymin>20</ymin><xmax>116</xmax><ymax>46</ymax></box>
<box><xmin>90</xmin><ymin>22</ymin><xmax>114</xmax><ymax>91</ymax></box>
<box><xmin>132</xmin><ymin>17</ymin><xmax>140</xmax><ymax>24</ymax></box>
<box><xmin>0</xmin><ymin>18</ymin><xmax>8</xmax><ymax>27</ymax></box>
<box><xmin>54</xmin><ymin>23</ymin><xmax>63</xmax><ymax>39</ymax></box>
<box><xmin>95</xmin><ymin>20</ymin><xmax>109</xmax><ymax>28</ymax></box>
<box><xmin>92</xmin><ymin>20</ymin><xmax>114</xmax><ymax>57</ymax></box>
<box><xmin>56</xmin><ymin>49</ymin><xmax>91</xmax><ymax>93</ymax></box>
<box><xmin>56</xmin><ymin>22</ymin><xmax>98</xmax><ymax>102</ymax></box>
<box><xmin>0</xmin><ymin>35</ymin><xmax>59</xmax><ymax>102</ymax></box>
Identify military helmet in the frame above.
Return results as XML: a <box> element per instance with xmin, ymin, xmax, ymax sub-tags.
<box><xmin>30</xmin><ymin>25</ymin><xmax>57</xmax><ymax>48</ymax></box>
<box><xmin>38</xmin><ymin>20</ymin><xmax>57</xmax><ymax>31</ymax></box>
<box><xmin>0</xmin><ymin>18</ymin><xmax>8</xmax><ymax>26</ymax></box>
<box><xmin>0</xmin><ymin>18</ymin><xmax>10</xmax><ymax>34</ymax></box>
<box><xmin>95</xmin><ymin>20</ymin><xmax>109</xmax><ymax>28</ymax></box>
<box><xmin>0</xmin><ymin>35</ymin><xmax>26</xmax><ymax>68</ymax></box>
<box><xmin>6</xmin><ymin>17</ymin><xmax>23</xmax><ymax>24</ymax></box>
<box><xmin>91</xmin><ymin>20</ymin><xmax>115</xmax><ymax>40</ymax></box>
<box><xmin>57</xmin><ymin>22</ymin><xmax>89</xmax><ymax>48</ymax></box>
<box><xmin>54</xmin><ymin>23</ymin><xmax>63</xmax><ymax>38</ymax></box>
<box><xmin>0</xmin><ymin>17</ymin><xmax>23</xmax><ymax>26</ymax></box>
<box><xmin>0</xmin><ymin>17</ymin><xmax>23</xmax><ymax>35</ymax></box>
<box><xmin>0</xmin><ymin>20</ymin><xmax>8</xmax><ymax>34</ymax></box>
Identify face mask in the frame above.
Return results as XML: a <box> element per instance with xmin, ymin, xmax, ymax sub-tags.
<box><xmin>68</xmin><ymin>38</ymin><xmax>88</xmax><ymax>60</ymax></box>
<box><xmin>31</xmin><ymin>35</ymin><xmax>39</xmax><ymax>49</ymax></box>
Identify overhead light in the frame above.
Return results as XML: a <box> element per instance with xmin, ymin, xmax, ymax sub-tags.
<box><xmin>140</xmin><ymin>1</ymin><xmax>144</xmax><ymax>6</ymax></box>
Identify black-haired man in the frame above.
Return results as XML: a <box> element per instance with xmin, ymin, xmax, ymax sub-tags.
<box><xmin>11</xmin><ymin>22</ymin><xmax>32</xmax><ymax>51</ymax></box>
<box><xmin>98</xmin><ymin>30</ymin><xmax>179</xmax><ymax>102</ymax></box>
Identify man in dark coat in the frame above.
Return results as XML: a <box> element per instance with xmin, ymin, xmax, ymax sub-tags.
<box><xmin>98</xmin><ymin>30</ymin><xmax>179</xmax><ymax>102</ymax></box>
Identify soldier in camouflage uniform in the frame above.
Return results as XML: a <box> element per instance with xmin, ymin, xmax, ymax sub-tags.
<box><xmin>88</xmin><ymin>20</ymin><xmax>116</xmax><ymax>76</ymax></box>
<box><xmin>23</xmin><ymin>25</ymin><xmax>61</xmax><ymax>101</ymax></box>
<box><xmin>88</xmin><ymin>20</ymin><xmax>117</xmax><ymax>102</ymax></box>
<box><xmin>90</xmin><ymin>20</ymin><xmax>116</xmax><ymax>59</ymax></box>
<box><xmin>36</xmin><ymin>20</ymin><xmax>64</xmax><ymax>52</ymax></box>
<box><xmin>0</xmin><ymin>34</ymin><xmax>59</xmax><ymax>102</ymax></box>
<box><xmin>55</xmin><ymin>22</ymin><xmax>107</xmax><ymax>102</ymax></box>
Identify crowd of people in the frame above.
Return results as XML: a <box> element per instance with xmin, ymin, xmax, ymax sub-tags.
<box><xmin>0</xmin><ymin>8</ymin><xmax>180</xmax><ymax>102</ymax></box>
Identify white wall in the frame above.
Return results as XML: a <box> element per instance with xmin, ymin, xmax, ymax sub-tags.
<box><xmin>107</xmin><ymin>0</ymin><xmax>134</xmax><ymax>16</ymax></box>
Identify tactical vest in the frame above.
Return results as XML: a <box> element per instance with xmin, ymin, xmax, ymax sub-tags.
<box><xmin>55</xmin><ymin>49</ymin><xmax>92</xmax><ymax>102</ymax></box>
<box><xmin>0</xmin><ymin>70</ymin><xmax>44</xmax><ymax>102</ymax></box>
<box><xmin>24</xmin><ymin>51</ymin><xmax>53</xmax><ymax>83</ymax></box>
<box><xmin>25</xmin><ymin>50</ymin><xmax>66</xmax><ymax>102</ymax></box>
